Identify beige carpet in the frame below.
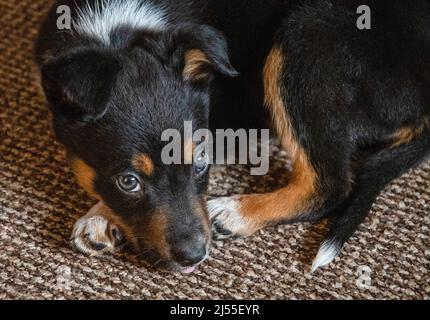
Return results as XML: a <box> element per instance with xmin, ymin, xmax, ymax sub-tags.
<box><xmin>0</xmin><ymin>0</ymin><xmax>429</xmax><ymax>300</ymax></box>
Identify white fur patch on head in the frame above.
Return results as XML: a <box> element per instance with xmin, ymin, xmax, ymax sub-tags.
<box><xmin>311</xmin><ymin>239</ymin><xmax>342</xmax><ymax>273</ymax></box>
<box><xmin>74</xmin><ymin>0</ymin><xmax>167</xmax><ymax>44</ymax></box>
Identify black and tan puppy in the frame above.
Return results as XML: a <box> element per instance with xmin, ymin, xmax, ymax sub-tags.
<box><xmin>36</xmin><ymin>0</ymin><xmax>430</xmax><ymax>273</ymax></box>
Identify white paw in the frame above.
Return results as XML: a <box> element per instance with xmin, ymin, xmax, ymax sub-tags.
<box><xmin>71</xmin><ymin>202</ymin><xmax>126</xmax><ymax>256</ymax></box>
<box><xmin>207</xmin><ymin>196</ymin><xmax>250</xmax><ymax>239</ymax></box>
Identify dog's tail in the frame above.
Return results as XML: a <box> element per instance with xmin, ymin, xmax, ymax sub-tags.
<box><xmin>311</xmin><ymin>122</ymin><xmax>430</xmax><ymax>272</ymax></box>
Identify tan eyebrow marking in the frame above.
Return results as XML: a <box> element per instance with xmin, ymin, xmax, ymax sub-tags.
<box><xmin>147</xmin><ymin>212</ymin><xmax>171</xmax><ymax>259</ymax></box>
<box><xmin>132</xmin><ymin>153</ymin><xmax>155</xmax><ymax>176</ymax></box>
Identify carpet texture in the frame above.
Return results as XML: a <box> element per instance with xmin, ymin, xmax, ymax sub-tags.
<box><xmin>0</xmin><ymin>0</ymin><xmax>429</xmax><ymax>300</ymax></box>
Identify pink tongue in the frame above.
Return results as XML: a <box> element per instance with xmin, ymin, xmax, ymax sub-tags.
<box><xmin>181</xmin><ymin>266</ymin><xmax>196</xmax><ymax>274</ymax></box>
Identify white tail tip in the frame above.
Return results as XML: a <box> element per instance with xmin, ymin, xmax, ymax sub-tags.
<box><xmin>311</xmin><ymin>239</ymin><xmax>342</xmax><ymax>273</ymax></box>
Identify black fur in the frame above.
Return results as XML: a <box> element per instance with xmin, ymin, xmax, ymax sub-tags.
<box><xmin>273</xmin><ymin>0</ymin><xmax>430</xmax><ymax>255</ymax></box>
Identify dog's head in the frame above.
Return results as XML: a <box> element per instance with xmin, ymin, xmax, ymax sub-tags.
<box><xmin>40</xmin><ymin>24</ymin><xmax>237</xmax><ymax>272</ymax></box>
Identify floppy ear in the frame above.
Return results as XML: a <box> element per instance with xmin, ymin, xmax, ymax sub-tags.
<box><xmin>170</xmin><ymin>24</ymin><xmax>239</xmax><ymax>83</ymax></box>
<box><xmin>41</xmin><ymin>49</ymin><xmax>121</xmax><ymax>122</ymax></box>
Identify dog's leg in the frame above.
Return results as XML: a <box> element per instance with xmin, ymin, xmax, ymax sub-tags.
<box><xmin>71</xmin><ymin>202</ymin><xmax>128</xmax><ymax>256</ymax></box>
<box><xmin>209</xmin><ymin>45</ymin><xmax>354</xmax><ymax>238</ymax></box>
<box><xmin>312</xmin><ymin>124</ymin><xmax>430</xmax><ymax>271</ymax></box>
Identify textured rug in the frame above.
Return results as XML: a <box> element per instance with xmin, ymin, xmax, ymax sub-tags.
<box><xmin>0</xmin><ymin>0</ymin><xmax>429</xmax><ymax>300</ymax></box>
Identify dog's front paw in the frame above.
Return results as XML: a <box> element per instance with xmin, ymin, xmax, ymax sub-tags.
<box><xmin>71</xmin><ymin>202</ymin><xmax>127</xmax><ymax>256</ymax></box>
<box><xmin>208</xmin><ymin>196</ymin><xmax>254</xmax><ymax>240</ymax></box>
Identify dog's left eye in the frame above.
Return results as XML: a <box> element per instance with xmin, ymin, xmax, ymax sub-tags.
<box><xmin>194</xmin><ymin>149</ymin><xmax>210</xmax><ymax>176</ymax></box>
<box><xmin>116</xmin><ymin>174</ymin><xmax>142</xmax><ymax>193</ymax></box>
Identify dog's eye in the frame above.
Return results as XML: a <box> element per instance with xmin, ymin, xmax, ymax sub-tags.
<box><xmin>116</xmin><ymin>174</ymin><xmax>142</xmax><ymax>193</ymax></box>
<box><xmin>194</xmin><ymin>149</ymin><xmax>210</xmax><ymax>176</ymax></box>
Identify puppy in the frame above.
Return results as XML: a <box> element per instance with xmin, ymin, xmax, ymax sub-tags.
<box><xmin>36</xmin><ymin>0</ymin><xmax>430</xmax><ymax>273</ymax></box>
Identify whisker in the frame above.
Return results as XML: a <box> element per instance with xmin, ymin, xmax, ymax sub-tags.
<box><xmin>152</xmin><ymin>259</ymin><xmax>163</xmax><ymax>267</ymax></box>
<box><xmin>130</xmin><ymin>236</ymin><xmax>149</xmax><ymax>241</ymax></box>
<box><xmin>136</xmin><ymin>249</ymin><xmax>151</xmax><ymax>257</ymax></box>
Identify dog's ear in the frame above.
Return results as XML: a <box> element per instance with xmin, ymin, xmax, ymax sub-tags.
<box><xmin>169</xmin><ymin>24</ymin><xmax>239</xmax><ymax>83</ymax></box>
<box><xmin>41</xmin><ymin>50</ymin><xmax>121</xmax><ymax>122</ymax></box>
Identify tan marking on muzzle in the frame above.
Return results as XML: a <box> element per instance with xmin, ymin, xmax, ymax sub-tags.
<box><xmin>146</xmin><ymin>212</ymin><xmax>171</xmax><ymax>260</ymax></box>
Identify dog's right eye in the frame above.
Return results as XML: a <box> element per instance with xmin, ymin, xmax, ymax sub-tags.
<box><xmin>193</xmin><ymin>148</ymin><xmax>210</xmax><ymax>177</ymax></box>
<box><xmin>116</xmin><ymin>174</ymin><xmax>142</xmax><ymax>193</ymax></box>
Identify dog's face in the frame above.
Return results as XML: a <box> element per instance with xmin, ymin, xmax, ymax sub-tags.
<box><xmin>40</xmin><ymin>24</ymin><xmax>237</xmax><ymax>271</ymax></box>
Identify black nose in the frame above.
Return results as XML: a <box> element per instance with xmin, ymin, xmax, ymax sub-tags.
<box><xmin>171</xmin><ymin>241</ymin><xmax>207</xmax><ymax>267</ymax></box>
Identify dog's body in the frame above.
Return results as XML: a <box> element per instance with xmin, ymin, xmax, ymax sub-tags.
<box><xmin>36</xmin><ymin>0</ymin><xmax>430</xmax><ymax>272</ymax></box>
